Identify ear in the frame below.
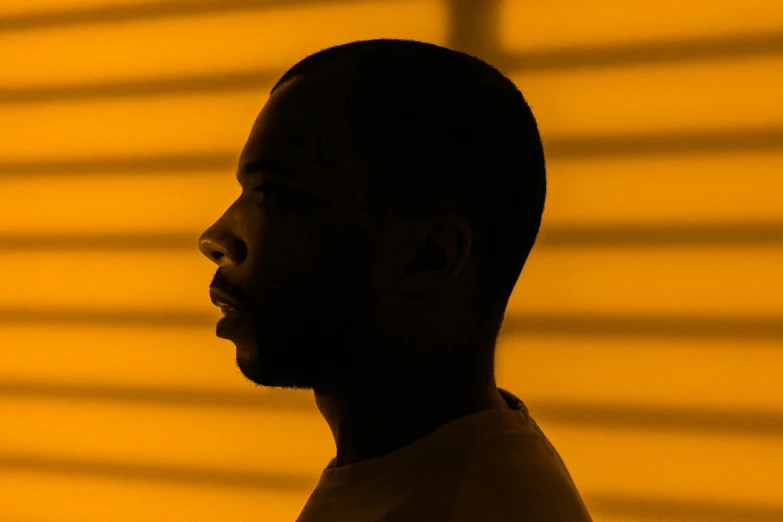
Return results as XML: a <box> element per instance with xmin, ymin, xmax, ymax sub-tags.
<box><xmin>399</xmin><ymin>214</ymin><xmax>472</xmax><ymax>295</ymax></box>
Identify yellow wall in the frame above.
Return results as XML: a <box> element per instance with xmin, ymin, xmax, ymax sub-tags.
<box><xmin>2</xmin><ymin>1</ymin><xmax>782</xmax><ymax>520</ymax></box>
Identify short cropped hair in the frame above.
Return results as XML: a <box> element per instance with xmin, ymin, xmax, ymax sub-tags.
<box><xmin>272</xmin><ymin>39</ymin><xmax>547</xmax><ymax>341</ymax></box>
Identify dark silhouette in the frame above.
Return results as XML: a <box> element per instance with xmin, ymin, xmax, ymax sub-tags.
<box><xmin>198</xmin><ymin>39</ymin><xmax>591</xmax><ymax>521</ymax></box>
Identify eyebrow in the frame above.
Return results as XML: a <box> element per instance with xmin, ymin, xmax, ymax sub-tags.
<box><xmin>236</xmin><ymin>158</ymin><xmax>294</xmax><ymax>184</ymax></box>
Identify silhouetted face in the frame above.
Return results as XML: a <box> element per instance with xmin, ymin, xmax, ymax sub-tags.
<box><xmin>198</xmin><ymin>79</ymin><xmax>386</xmax><ymax>393</ymax></box>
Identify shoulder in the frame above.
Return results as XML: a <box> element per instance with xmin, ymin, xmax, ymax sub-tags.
<box><xmin>446</xmin><ymin>434</ymin><xmax>593</xmax><ymax>522</ymax></box>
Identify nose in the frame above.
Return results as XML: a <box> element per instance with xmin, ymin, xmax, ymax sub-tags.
<box><xmin>198</xmin><ymin>226</ymin><xmax>247</xmax><ymax>266</ymax></box>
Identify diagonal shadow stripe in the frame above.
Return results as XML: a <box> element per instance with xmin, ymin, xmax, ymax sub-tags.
<box><xmin>0</xmin><ymin>453</ymin><xmax>316</xmax><ymax>491</ymax></box>
<box><xmin>0</xmin><ymin>152</ymin><xmax>236</xmax><ymax>176</ymax></box>
<box><xmin>1</xmin><ymin>379</ymin><xmax>315</xmax><ymax>412</ymax></box>
<box><xmin>548</xmin><ymin>127</ymin><xmax>783</xmax><ymax>159</ymax></box>
<box><xmin>0</xmin><ymin>232</ymin><xmax>200</xmax><ymax>251</ymax></box>
<box><xmin>1</xmin><ymin>221</ymin><xmax>781</xmax><ymax>251</ymax></box>
<box><xmin>539</xmin><ymin>221</ymin><xmax>783</xmax><ymax>248</ymax></box>
<box><xmin>530</xmin><ymin>401</ymin><xmax>783</xmax><ymax>438</ymax></box>
<box><xmin>499</xmin><ymin>313</ymin><xmax>783</xmax><ymax>341</ymax></box>
<box><xmin>2</xmin><ymin>127</ymin><xmax>782</xmax><ymax>180</ymax></box>
<box><xmin>1</xmin><ymin>309</ymin><xmax>781</xmax><ymax>341</ymax></box>
<box><xmin>498</xmin><ymin>29</ymin><xmax>783</xmax><ymax>72</ymax></box>
<box><xmin>0</xmin><ymin>307</ymin><xmax>214</xmax><ymax>328</ymax></box>
<box><xmin>0</xmin><ymin>69</ymin><xmax>281</xmax><ymax>104</ymax></box>
<box><xmin>4</xmin><ymin>379</ymin><xmax>783</xmax><ymax>437</ymax></box>
<box><xmin>2</xmin><ymin>32</ymin><xmax>782</xmax><ymax>104</ymax></box>
<box><xmin>0</xmin><ymin>0</ymin><xmax>368</xmax><ymax>33</ymax></box>
<box><xmin>590</xmin><ymin>493</ymin><xmax>783</xmax><ymax>522</ymax></box>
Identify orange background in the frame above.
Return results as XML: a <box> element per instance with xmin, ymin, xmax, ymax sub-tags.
<box><xmin>2</xmin><ymin>1</ymin><xmax>783</xmax><ymax>520</ymax></box>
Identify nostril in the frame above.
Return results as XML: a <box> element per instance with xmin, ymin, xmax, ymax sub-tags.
<box><xmin>211</xmin><ymin>251</ymin><xmax>224</xmax><ymax>261</ymax></box>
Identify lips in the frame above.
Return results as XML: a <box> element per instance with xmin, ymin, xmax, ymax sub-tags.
<box><xmin>209</xmin><ymin>288</ymin><xmax>244</xmax><ymax>311</ymax></box>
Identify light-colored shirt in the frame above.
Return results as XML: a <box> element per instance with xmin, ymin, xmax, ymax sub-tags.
<box><xmin>295</xmin><ymin>387</ymin><xmax>593</xmax><ymax>522</ymax></box>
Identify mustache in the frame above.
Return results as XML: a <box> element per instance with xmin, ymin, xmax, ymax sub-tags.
<box><xmin>210</xmin><ymin>269</ymin><xmax>250</xmax><ymax>307</ymax></box>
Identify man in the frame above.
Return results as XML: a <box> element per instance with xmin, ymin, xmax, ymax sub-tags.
<box><xmin>198</xmin><ymin>38</ymin><xmax>592</xmax><ymax>521</ymax></box>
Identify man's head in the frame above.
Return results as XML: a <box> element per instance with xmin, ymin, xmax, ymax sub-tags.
<box><xmin>198</xmin><ymin>39</ymin><xmax>546</xmax><ymax>395</ymax></box>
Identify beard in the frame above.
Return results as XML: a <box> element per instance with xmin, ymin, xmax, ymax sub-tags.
<box><xmin>236</xmin><ymin>238</ymin><xmax>383</xmax><ymax>394</ymax></box>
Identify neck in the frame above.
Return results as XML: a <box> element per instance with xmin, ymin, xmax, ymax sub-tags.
<box><xmin>314</xmin><ymin>370</ymin><xmax>509</xmax><ymax>468</ymax></box>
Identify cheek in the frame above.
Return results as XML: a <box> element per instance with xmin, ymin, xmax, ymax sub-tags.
<box><xmin>247</xmin><ymin>245</ymin><xmax>379</xmax><ymax>366</ymax></box>
<box><xmin>247</xmin><ymin>209</ymin><xmax>378</xmax><ymax>300</ymax></box>
<box><xmin>249</xmin><ymin>228</ymin><xmax>367</xmax><ymax>304</ymax></box>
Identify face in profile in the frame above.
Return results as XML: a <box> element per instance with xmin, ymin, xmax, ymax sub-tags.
<box><xmin>198</xmin><ymin>79</ymin><xmax>386</xmax><ymax>394</ymax></box>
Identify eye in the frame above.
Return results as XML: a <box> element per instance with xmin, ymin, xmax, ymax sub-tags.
<box><xmin>253</xmin><ymin>184</ymin><xmax>280</xmax><ymax>204</ymax></box>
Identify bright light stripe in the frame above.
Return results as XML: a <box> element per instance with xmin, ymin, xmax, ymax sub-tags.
<box><xmin>3</xmin><ymin>251</ymin><xmax>215</xmax><ymax>310</ymax></box>
<box><xmin>1</xmin><ymin>247</ymin><xmax>780</xmax><ymax>315</ymax></box>
<box><xmin>500</xmin><ymin>0</ymin><xmax>783</xmax><ymax>52</ymax></box>
<box><xmin>1</xmin><ymin>401</ymin><xmax>330</xmax><ymax>475</ymax></box>
<box><xmin>508</xmin><ymin>247</ymin><xmax>783</xmax><ymax>317</ymax></box>
<box><xmin>540</xmin><ymin>425</ymin><xmax>783</xmax><ymax>508</ymax></box>
<box><xmin>546</xmin><ymin>151</ymin><xmax>783</xmax><ymax>226</ymax></box>
<box><xmin>0</xmin><ymin>92</ymin><xmax>263</xmax><ymax>159</ymax></box>
<box><xmin>0</xmin><ymin>471</ymin><xmax>312</xmax><ymax>521</ymax></box>
<box><xmin>3</xmin><ymin>325</ymin><xmax>782</xmax><ymax>412</ymax></box>
<box><xmin>0</xmin><ymin>325</ymin><xmax>252</xmax><ymax>390</ymax></box>
<box><xmin>496</xmin><ymin>336</ymin><xmax>783</xmax><ymax>414</ymax></box>
<box><xmin>0</xmin><ymin>172</ymin><xmax>240</xmax><ymax>235</ymax></box>
<box><xmin>3</xmin><ymin>152</ymin><xmax>783</xmax><ymax>234</ymax></box>
<box><xmin>3</xmin><ymin>247</ymin><xmax>782</xmax><ymax>315</ymax></box>
<box><xmin>510</xmin><ymin>55</ymin><xmax>783</xmax><ymax>136</ymax></box>
<box><xmin>0</xmin><ymin>0</ymin><xmax>445</xmax><ymax>87</ymax></box>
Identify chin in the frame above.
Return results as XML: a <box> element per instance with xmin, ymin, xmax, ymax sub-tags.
<box><xmin>235</xmin><ymin>345</ymin><xmax>324</xmax><ymax>391</ymax></box>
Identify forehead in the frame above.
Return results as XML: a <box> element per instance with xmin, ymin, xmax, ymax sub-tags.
<box><xmin>239</xmin><ymin>79</ymin><xmax>351</xmax><ymax>181</ymax></box>
<box><xmin>238</xmin><ymin>79</ymin><xmax>376</xmax><ymax>219</ymax></box>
